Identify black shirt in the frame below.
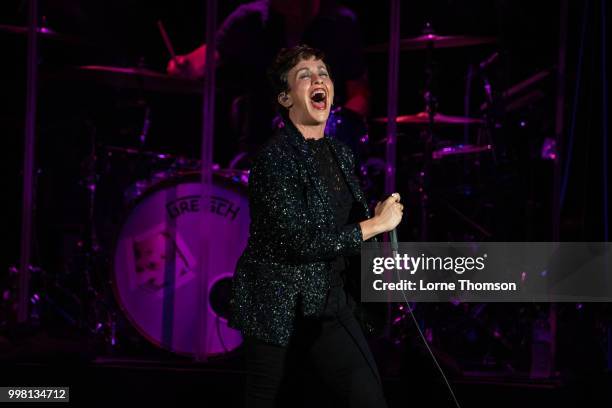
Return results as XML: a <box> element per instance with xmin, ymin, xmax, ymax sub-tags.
<box><xmin>306</xmin><ymin>137</ymin><xmax>354</xmax><ymax>289</ymax></box>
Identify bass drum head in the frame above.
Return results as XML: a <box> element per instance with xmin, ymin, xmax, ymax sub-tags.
<box><xmin>113</xmin><ymin>172</ymin><xmax>247</xmax><ymax>356</ymax></box>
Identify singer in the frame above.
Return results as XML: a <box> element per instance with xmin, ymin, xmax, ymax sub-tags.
<box><xmin>228</xmin><ymin>45</ymin><xmax>403</xmax><ymax>407</ymax></box>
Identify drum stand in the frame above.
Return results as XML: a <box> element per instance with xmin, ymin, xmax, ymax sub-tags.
<box><xmin>419</xmin><ymin>23</ymin><xmax>438</xmax><ymax>241</ymax></box>
<box><xmin>416</xmin><ymin>23</ymin><xmax>495</xmax><ymax>241</ymax></box>
<box><xmin>76</xmin><ymin>123</ymin><xmax>118</xmax><ymax>348</ymax></box>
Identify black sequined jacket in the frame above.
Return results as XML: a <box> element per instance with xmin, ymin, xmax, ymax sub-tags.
<box><xmin>229</xmin><ymin>120</ymin><xmax>377</xmax><ymax>346</ymax></box>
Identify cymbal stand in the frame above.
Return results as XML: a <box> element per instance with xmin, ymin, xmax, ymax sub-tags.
<box><xmin>420</xmin><ymin>22</ymin><xmax>439</xmax><ymax>241</ymax></box>
<box><xmin>77</xmin><ymin>122</ymin><xmax>116</xmax><ymax>348</ymax></box>
<box><xmin>139</xmin><ymin>105</ymin><xmax>152</xmax><ymax>148</ymax></box>
<box><xmin>79</xmin><ymin>125</ymin><xmax>100</xmax><ymax>291</ymax></box>
<box><xmin>474</xmin><ymin>50</ymin><xmax>498</xmax><ymax>164</ymax></box>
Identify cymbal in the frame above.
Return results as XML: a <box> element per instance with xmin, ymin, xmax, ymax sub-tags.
<box><xmin>366</xmin><ymin>34</ymin><xmax>496</xmax><ymax>53</ymax></box>
<box><xmin>374</xmin><ymin>111</ymin><xmax>484</xmax><ymax>126</ymax></box>
<box><xmin>103</xmin><ymin>145</ymin><xmax>179</xmax><ymax>160</ymax></box>
<box><xmin>432</xmin><ymin>143</ymin><xmax>492</xmax><ymax>160</ymax></box>
<box><xmin>65</xmin><ymin>65</ymin><xmax>203</xmax><ymax>94</ymax></box>
<box><xmin>0</xmin><ymin>24</ymin><xmax>83</xmax><ymax>44</ymax></box>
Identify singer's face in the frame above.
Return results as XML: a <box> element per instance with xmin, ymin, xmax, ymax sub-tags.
<box><xmin>284</xmin><ymin>57</ymin><xmax>334</xmax><ymax>126</ymax></box>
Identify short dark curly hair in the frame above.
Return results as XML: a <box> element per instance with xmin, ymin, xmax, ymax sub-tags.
<box><xmin>267</xmin><ymin>45</ymin><xmax>331</xmax><ymax>114</ymax></box>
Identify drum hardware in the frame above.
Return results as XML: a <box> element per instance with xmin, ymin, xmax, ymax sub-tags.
<box><xmin>479</xmin><ymin>69</ymin><xmax>552</xmax><ymax>113</ymax></box>
<box><xmin>420</xmin><ymin>22</ymin><xmax>447</xmax><ymax>241</ymax></box>
<box><xmin>432</xmin><ymin>144</ymin><xmax>492</xmax><ymax>160</ymax></box>
<box><xmin>373</xmin><ymin>22</ymin><xmax>497</xmax><ymax>241</ymax></box>
<box><xmin>365</xmin><ymin>33</ymin><xmax>496</xmax><ymax>53</ymax></box>
<box><xmin>214</xmin><ymin>168</ymin><xmax>250</xmax><ymax>186</ymax></box>
<box><xmin>74</xmin><ymin>134</ymin><xmax>247</xmax><ymax>356</ymax></box>
<box><xmin>0</xmin><ymin>22</ymin><xmax>85</xmax><ymax>45</ymax></box>
<box><xmin>228</xmin><ymin>151</ymin><xmax>249</xmax><ymax>170</ymax></box>
<box><xmin>98</xmin><ymin>145</ymin><xmax>202</xmax><ymax>205</ymax></box>
<box><xmin>374</xmin><ymin>111</ymin><xmax>485</xmax><ymax>126</ymax></box>
<box><xmin>157</xmin><ymin>20</ymin><xmax>179</xmax><ymax>68</ymax></box>
<box><xmin>58</xmin><ymin>65</ymin><xmax>204</xmax><ymax>94</ymax></box>
<box><xmin>373</xmin><ymin>23</ymin><xmax>504</xmax><ymax>368</ymax></box>
<box><xmin>139</xmin><ymin>106</ymin><xmax>152</xmax><ymax>147</ymax></box>
<box><xmin>73</xmin><ymin>124</ymin><xmax>122</xmax><ymax>344</ymax></box>
<box><xmin>2</xmin><ymin>263</ymin><xmax>98</xmax><ymax>336</ymax></box>
<box><xmin>3</xmin><ymin>265</ymin><xmax>45</xmax><ymax>326</ymax></box>
<box><xmin>103</xmin><ymin>145</ymin><xmax>181</xmax><ymax>160</ymax></box>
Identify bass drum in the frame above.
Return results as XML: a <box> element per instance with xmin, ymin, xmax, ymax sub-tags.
<box><xmin>112</xmin><ymin>171</ymin><xmax>248</xmax><ymax>356</ymax></box>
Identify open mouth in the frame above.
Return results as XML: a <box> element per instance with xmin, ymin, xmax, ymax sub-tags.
<box><xmin>310</xmin><ymin>88</ymin><xmax>327</xmax><ymax>111</ymax></box>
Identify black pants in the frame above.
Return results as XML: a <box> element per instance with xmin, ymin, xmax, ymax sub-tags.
<box><xmin>243</xmin><ymin>285</ymin><xmax>388</xmax><ymax>408</ymax></box>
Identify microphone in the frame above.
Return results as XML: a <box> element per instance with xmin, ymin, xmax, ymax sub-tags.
<box><xmin>389</xmin><ymin>228</ymin><xmax>399</xmax><ymax>257</ymax></box>
<box><xmin>384</xmin><ymin>192</ymin><xmax>400</xmax><ymax>256</ymax></box>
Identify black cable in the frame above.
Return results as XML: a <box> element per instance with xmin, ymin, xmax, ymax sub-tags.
<box><xmin>389</xmin><ymin>227</ymin><xmax>462</xmax><ymax>408</ymax></box>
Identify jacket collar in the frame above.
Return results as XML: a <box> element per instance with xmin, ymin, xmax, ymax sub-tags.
<box><xmin>280</xmin><ymin>119</ymin><xmax>370</xmax><ymax>218</ymax></box>
<box><xmin>281</xmin><ymin>120</ymin><xmax>331</xmax><ymax>212</ymax></box>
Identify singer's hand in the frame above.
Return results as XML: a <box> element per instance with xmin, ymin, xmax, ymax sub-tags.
<box><xmin>359</xmin><ymin>193</ymin><xmax>404</xmax><ymax>240</ymax></box>
<box><xmin>375</xmin><ymin>193</ymin><xmax>404</xmax><ymax>232</ymax></box>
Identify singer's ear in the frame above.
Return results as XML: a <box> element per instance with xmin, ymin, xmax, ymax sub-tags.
<box><xmin>278</xmin><ymin>92</ymin><xmax>292</xmax><ymax>108</ymax></box>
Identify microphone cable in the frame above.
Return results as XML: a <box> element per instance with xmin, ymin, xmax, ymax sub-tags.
<box><xmin>389</xmin><ymin>227</ymin><xmax>462</xmax><ymax>408</ymax></box>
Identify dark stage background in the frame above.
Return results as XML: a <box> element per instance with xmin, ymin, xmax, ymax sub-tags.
<box><xmin>1</xmin><ymin>0</ymin><xmax>610</xmax><ymax>406</ymax></box>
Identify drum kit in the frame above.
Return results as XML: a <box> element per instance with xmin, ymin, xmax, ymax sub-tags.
<box><xmin>3</xmin><ymin>22</ymin><xmax>249</xmax><ymax>356</ymax></box>
<box><xmin>365</xmin><ymin>23</ymin><xmax>498</xmax><ymax>246</ymax></box>
<box><xmin>4</xmin><ymin>20</ymin><xmax>503</xmax><ymax>361</ymax></box>
<box><xmin>366</xmin><ymin>24</ymin><xmax>509</xmax><ymax>370</ymax></box>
